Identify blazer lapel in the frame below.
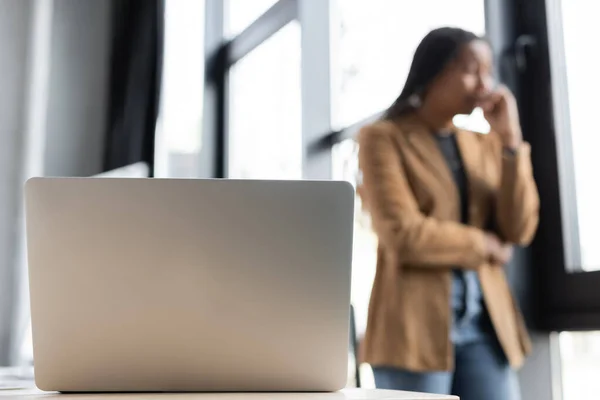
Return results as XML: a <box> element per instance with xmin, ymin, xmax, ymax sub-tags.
<box><xmin>395</xmin><ymin>117</ymin><xmax>457</xmax><ymax>201</ymax></box>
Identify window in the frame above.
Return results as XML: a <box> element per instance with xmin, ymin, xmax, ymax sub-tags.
<box><xmin>332</xmin><ymin>139</ymin><xmax>376</xmax><ymax>338</ymax></box>
<box><xmin>546</xmin><ymin>1</ymin><xmax>600</xmax><ymax>398</ymax></box>
<box><xmin>227</xmin><ymin>22</ymin><xmax>302</xmax><ymax>179</ymax></box>
<box><xmin>155</xmin><ymin>0</ymin><xmax>205</xmax><ymax>178</ymax></box>
<box><xmin>225</xmin><ymin>0</ymin><xmax>279</xmax><ymax>38</ymax></box>
<box><xmin>207</xmin><ymin>0</ymin><xmax>600</xmax><ymax>396</ymax></box>
<box><xmin>330</xmin><ymin>0</ymin><xmax>486</xmax><ymax>130</ymax></box>
<box><xmin>548</xmin><ymin>0</ymin><xmax>600</xmax><ymax>272</ymax></box>
<box><xmin>333</xmin><ymin>139</ymin><xmax>378</xmax><ymax>389</ymax></box>
<box><xmin>561</xmin><ymin>0</ymin><xmax>600</xmax><ymax>271</ymax></box>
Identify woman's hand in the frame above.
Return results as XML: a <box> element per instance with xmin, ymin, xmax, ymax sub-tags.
<box><xmin>480</xmin><ymin>85</ymin><xmax>523</xmax><ymax>150</ymax></box>
<box><xmin>484</xmin><ymin>233</ymin><xmax>513</xmax><ymax>266</ymax></box>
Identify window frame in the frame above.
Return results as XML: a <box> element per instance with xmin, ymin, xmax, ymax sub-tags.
<box><xmin>510</xmin><ymin>0</ymin><xmax>600</xmax><ymax>331</ymax></box>
<box><xmin>204</xmin><ymin>0</ymin><xmax>300</xmax><ymax>179</ymax></box>
<box><xmin>545</xmin><ymin>0</ymin><xmax>582</xmax><ymax>273</ymax></box>
<box><xmin>204</xmin><ymin>0</ymin><xmax>556</xmax><ymax>325</ymax></box>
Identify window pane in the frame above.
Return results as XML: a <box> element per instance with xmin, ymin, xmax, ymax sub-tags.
<box><xmin>228</xmin><ymin>22</ymin><xmax>302</xmax><ymax>179</ymax></box>
<box><xmin>332</xmin><ymin>139</ymin><xmax>377</xmax><ymax>339</ymax></box>
<box><xmin>155</xmin><ymin>0</ymin><xmax>205</xmax><ymax>178</ymax></box>
<box><xmin>226</xmin><ymin>0</ymin><xmax>279</xmax><ymax>38</ymax></box>
<box><xmin>559</xmin><ymin>0</ymin><xmax>600</xmax><ymax>270</ymax></box>
<box><xmin>333</xmin><ymin>139</ymin><xmax>377</xmax><ymax>389</ymax></box>
<box><xmin>330</xmin><ymin>0</ymin><xmax>486</xmax><ymax>130</ymax></box>
<box><xmin>560</xmin><ymin>331</ymin><xmax>600</xmax><ymax>399</ymax></box>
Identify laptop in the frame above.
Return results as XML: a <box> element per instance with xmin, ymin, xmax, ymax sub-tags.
<box><xmin>24</xmin><ymin>178</ymin><xmax>354</xmax><ymax>392</ymax></box>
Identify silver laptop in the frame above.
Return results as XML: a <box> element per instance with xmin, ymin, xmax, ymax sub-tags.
<box><xmin>25</xmin><ymin>178</ymin><xmax>354</xmax><ymax>392</ymax></box>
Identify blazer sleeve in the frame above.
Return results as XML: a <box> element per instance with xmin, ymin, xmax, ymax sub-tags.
<box><xmin>491</xmin><ymin>135</ymin><xmax>540</xmax><ymax>245</ymax></box>
<box><xmin>357</xmin><ymin>125</ymin><xmax>489</xmax><ymax>270</ymax></box>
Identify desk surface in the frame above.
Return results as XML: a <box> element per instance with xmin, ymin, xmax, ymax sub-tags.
<box><xmin>0</xmin><ymin>389</ymin><xmax>456</xmax><ymax>400</ymax></box>
<box><xmin>0</xmin><ymin>368</ymin><xmax>456</xmax><ymax>400</ymax></box>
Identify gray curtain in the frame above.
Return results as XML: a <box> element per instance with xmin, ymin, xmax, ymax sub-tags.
<box><xmin>103</xmin><ymin>0</ymin><xmax>164</xmax><ymax>176</ymax></box>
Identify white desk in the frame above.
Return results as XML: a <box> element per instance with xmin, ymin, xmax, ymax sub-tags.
<box><xmin>0</xmin><ymin>389</ymin><xmax>456</xmax><ymax>400</ymax></box>
<box><xmin>0</xmin><ymin>369</ymin><xmax>456</xmax><ymax>400</ymax></box>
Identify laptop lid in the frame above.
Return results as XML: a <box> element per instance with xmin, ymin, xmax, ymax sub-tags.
<box><xmin>25</xmin><ymin>178</ymin><xmax>354</xmax><ymax>392</ymax></box>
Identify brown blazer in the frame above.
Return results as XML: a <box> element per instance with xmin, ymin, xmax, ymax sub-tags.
<box><xmin>357</xmin><ymin>114</ymin><xmax>539</xmax><ymax>372</ymax></box>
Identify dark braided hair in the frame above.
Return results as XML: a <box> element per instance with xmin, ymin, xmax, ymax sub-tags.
<box><xmin>383</xmin><ymin>27</ymin><xmax>482</xmax><ymax>120</ymax></box>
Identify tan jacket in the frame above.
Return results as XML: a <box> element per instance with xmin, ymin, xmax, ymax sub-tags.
<box><xmin>357</xmin><ymin>115</ymin><xmax>539</xmax><ymax>372</ymax></box>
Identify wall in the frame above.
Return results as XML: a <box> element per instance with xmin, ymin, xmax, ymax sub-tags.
<box><xmin>0</xmin><ymin>0</ymin><xmax>112</xmax><ymax>365</ymax></box>
<box><xmin>0</xmin><ymin>0</ymin><xmax>34</xmax><ymax>366</ymax></box>
<box><xmin>44</xmin><ymin>0</ymin><xmax>111</xmax><ymax>177</ymax></box>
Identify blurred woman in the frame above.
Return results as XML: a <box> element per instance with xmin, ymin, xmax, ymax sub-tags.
<box><xmin>357</xmin><ymin>27</ymin><xmax>539</xmax><ymax>400</ymax></box>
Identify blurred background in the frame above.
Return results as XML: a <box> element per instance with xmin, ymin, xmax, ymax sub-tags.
<box><xmin>0</xmin><ymin>0</ymin><xmax>599</xmax><ymax>398</ymax></box>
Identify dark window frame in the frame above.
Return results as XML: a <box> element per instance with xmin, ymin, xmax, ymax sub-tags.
<box><xmin>509</xmin><ymin>0</ymin><xmax>600</xmax><ymax>331</ymax></box>
<box><xmin>204</xmin><ymin>0</ymin><xmax>299</xmax><ymax>179</ymax></box>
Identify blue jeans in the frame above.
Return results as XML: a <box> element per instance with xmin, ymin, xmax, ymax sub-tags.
<box><xmin>373</xmin><ymin>309</ymin><xmax>521</xmax><ymax>400</ymax></box>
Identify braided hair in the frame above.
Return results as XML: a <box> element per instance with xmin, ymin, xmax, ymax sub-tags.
<box><xmin>383</xmin><ymin>27</ymin><xmax>482</xmax><ymax>120</ymax></box>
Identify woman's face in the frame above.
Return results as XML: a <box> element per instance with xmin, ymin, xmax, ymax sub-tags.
<box><xmin>426</xmin><ymin>40</ymin><xmax>495</xmax><ymax>116</ymax></box>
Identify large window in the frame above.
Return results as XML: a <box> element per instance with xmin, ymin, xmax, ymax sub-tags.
<box><xmin>548</xmin><ymin>0</ymin><xmax>600</xmax><ymax>272</ymax></box>
<box><xmin>208</xmin><ymin>0</ymin><xmax>600</xmax><ymax>396</ymax></box>
<box><xmin>561</xmin><ymin>0</ymin><xmax>600</xmax><ymax>272</ymax></box>
<box><xmin>227</xmin><ymin>22</ymin><xmax>302</xmax><ymax>179</ymax></box>
<box><xmin>545</xmin><ymin>0</ymin><xmax>600</xmax><ymax>398</ymax></box>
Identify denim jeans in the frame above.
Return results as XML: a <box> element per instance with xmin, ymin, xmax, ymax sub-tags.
<box><xmin>372</xmin><ymin>307</ymin><xmax>521</xmax><ymax>400</ymax></box>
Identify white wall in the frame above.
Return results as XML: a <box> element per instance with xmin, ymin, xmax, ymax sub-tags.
<box><xmin>0</xmin><ymin>0</ymin><xmax>112</xmax><ymax>365</ymax></box>
<box><xmin>44</xmin><ymin>0</ymin><xmax>111</xmax><ymax>177</ymax></box>
<box><xmin>0</xmin><ymin>0</ymin><xmax>35</xmax><ymax>367</ymax></box>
